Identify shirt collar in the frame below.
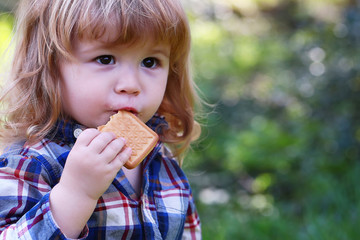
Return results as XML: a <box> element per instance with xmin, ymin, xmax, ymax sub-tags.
<box><xmin>48</xmin><ymin>119</ymin><xmax>84</xmax><ymax>145</ymax></box>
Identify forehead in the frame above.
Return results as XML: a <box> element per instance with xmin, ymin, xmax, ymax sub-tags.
<box><xmin>75</xmin><ymin>26</ymin><xmax>169</xmax><ymax>51</ymax></box>
<box><xmin>76</xmin><ymin>16</ymin><xmax>167</xmax><ymax>49</ymax></box>
<box><xmin>71</xmin><ymin>31</ymin><xmax>170</xmax><ymax>58</ymax></box>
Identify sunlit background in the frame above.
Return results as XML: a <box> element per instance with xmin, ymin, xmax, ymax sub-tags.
<box><xmin>1</xmin><ymin>0</ymin><xmax>360</xmax><ymax>239</ymax></box>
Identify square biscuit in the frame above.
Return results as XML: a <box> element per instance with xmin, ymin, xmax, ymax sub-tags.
<box><xmin>98</xmin><ymin>111</ymin><xmax>159</xmax><ymax>169</ymax></box>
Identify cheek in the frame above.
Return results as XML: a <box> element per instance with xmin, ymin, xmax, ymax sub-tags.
<box><xmin>155</xmin><ymin>79</ymin><xmax>168</xmax><ymax>104</ymax></box>
<box><xmin>60</xmin><ymin>78</ymin><xmax>92</xmax><ymax>118</ymax></box>
<box><xmin>60</xmin><ymin>83</ymin><xmax>77</xmax><ymax>117</ymax></box>
<box><xmin>156</xmin><ymin>78</ymin><xmax>172</xmax><ymax>109</ymax></box>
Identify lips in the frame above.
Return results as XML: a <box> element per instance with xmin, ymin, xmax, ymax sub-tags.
<box><xmin>117</xmin><ymin>107</ymin><xmax>138</xmax><ymax>115</ymax></box>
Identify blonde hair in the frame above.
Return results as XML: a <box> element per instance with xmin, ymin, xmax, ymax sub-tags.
<box><xmin>0</xmin><ymin>0</ymin><xmax>201</xmax><ymax>159</ymax></box>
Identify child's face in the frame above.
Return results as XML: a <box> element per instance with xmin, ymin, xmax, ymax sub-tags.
<box><xmin>59</xmin><ymin>37</ymin><xmax>170</xmax><ymax>128</ymax></box>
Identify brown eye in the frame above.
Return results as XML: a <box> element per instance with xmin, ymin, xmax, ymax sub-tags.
<box><xmin>96</xmin><ymin>55</ymin><xmax>115</xmax><ymax>65</ymax></box>
<box><xmin>141</xmin><ymin>57</ymin><xmax>158</xmax><ymax>68</ymax></box>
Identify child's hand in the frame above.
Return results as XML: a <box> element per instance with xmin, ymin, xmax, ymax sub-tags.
<box><xmin>50</xmin><ymin>129</ymin><xmax>131</xmax><ymax>237</ymax></box>
<box><xmin>59</xmin><ymin>128</ymin><xmax>132</xmax><ymax>201</ymax></box>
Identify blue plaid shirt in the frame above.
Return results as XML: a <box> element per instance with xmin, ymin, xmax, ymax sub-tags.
<box><xmin>0</xmin><ymin>116</ymin><xmax>201</xmax><ymax>239</ymax></box>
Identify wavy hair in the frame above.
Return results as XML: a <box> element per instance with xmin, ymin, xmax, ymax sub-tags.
<box><xmin>0</xmin><ymin>0</ymin><xmax>201</xmax><ymax>159</ymax></box>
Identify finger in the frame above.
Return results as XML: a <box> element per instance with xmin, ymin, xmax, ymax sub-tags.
<box><xmin>100</xmin><ymin>137</ymin><xmax>127</xmax><ymax>162</ymax></box>
<box><xmin>109</xmin><ymin>147</ymin><xmax>132</xmax><ymax>170</ymax></box>
<box><xmin>75</xmin><ymin>128</ymin><xmax>100</xmax><ymax>146</ymax></box>
<box><xmin>88</xmin><ymin>131</ymin><xmax>117</xmax><ymax>153</ymax></box>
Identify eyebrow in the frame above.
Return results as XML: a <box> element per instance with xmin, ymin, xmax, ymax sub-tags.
<box><xmin>150</xmin><ymin>48</ymin><xmax>170</xmax><ymax>58</ymax></box>
<box><xmin>73</xmin><ymin>40</ymin><xmax>105</xmax><ymax>55</ymax></box>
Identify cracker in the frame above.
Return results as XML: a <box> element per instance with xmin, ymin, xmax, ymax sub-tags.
<box><xmin>98</xmin><ymin>111</ymin><xmax>159</xmax><ymax>169</ymax></box>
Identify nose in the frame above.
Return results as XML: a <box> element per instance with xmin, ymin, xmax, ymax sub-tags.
<box><xmin>114</xmin><ymin>66</ymin><xmax>141</xmax><ymax>95</ymax></box>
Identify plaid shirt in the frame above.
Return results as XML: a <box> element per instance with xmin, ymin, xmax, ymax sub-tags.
<box><xmin>0</xmin><ymin>116</ymin><xmax>201</xmax><ymax>239</ymax></box>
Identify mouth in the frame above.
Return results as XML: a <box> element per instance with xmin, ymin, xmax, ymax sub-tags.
<box><xmin>115</xmin><ymin>107</ymin><xmax>138</xmax><ymax>115</ymax></box>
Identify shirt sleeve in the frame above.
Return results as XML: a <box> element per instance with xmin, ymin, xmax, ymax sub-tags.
<box><xmin>0</xmin><ymin>154</ymin><xmax>88</xmax><ymax>239</ymax></box>
<box><xmin>182</xmin><ymin>191</ymin><xmax>201</xmax><ymax>240</ymax></box>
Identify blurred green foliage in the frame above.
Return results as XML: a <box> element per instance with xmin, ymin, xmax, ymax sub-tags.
<box><xmin>0</xmin><ymin>13</ymin><xmax>13</xmax><ymax>70</ymax></box>
<box><xmin>1</xmin><ymin>0</ymin><xmax>360</xmax><ymax>239</ymax></box>
<box><xmin>183</xmin><ymin>0</ymin><xmax>360</xmax><ymax>238</ymax></box>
